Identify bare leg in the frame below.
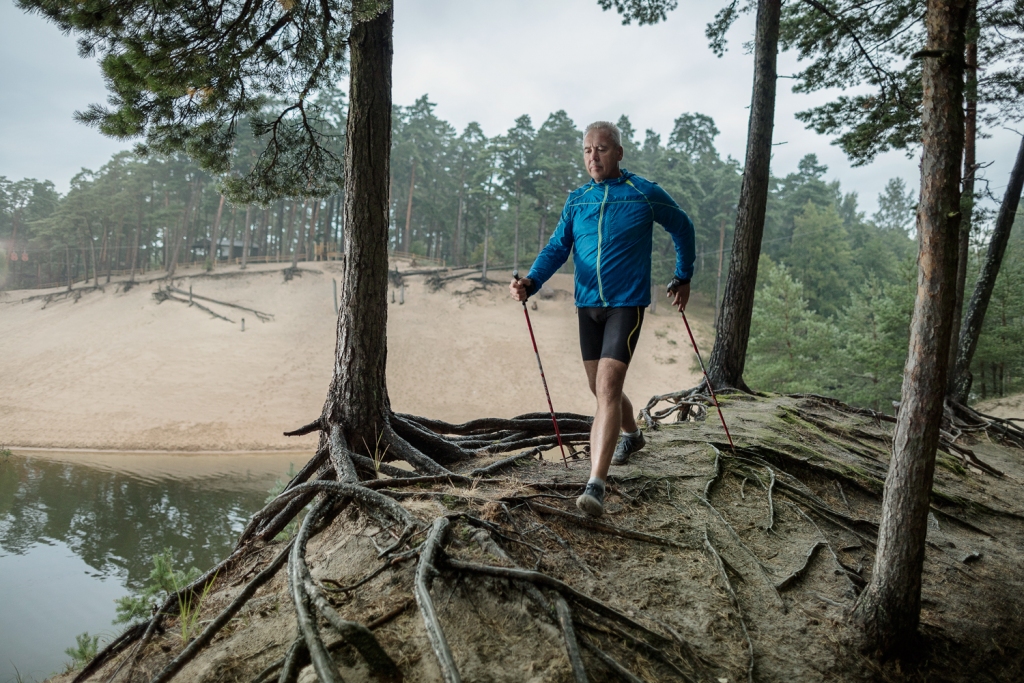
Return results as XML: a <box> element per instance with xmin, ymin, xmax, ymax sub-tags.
<box><xmin>583</xmin><ymin>358</ymin><xmax>636</xmax><ymax>482</ymax></box>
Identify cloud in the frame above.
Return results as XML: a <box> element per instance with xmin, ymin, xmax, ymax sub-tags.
<box><xmin>1</xmin><ymin>0</ymin><xmax>1018</xmax><ymax>217</ymax></box>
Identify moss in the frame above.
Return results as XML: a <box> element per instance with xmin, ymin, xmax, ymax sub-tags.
<box><xmin>935</xmin><ymin>451</ymin><xmax>968</xmax><ymax>477</ymax></box>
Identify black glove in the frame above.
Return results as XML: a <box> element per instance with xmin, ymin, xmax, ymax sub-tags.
<box><xmin>667</xmin><ymin>276</ymin><xmax>691</xmax><ymax>294</ymax></box>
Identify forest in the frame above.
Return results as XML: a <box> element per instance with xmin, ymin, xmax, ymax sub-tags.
<box><xmin>2</xmin><ymin>96</ymin><xmax>1021</xmax><ymax>410</ymax></box>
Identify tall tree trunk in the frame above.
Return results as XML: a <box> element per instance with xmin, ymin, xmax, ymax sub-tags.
<box><xmin>852</xmin><ymin>0</ymin><xmax>968</xmax><ymax>657</ymax></box>
<box><xmin>339</xmin><ymin>191</ymin><xmax>347</xmax><ymax>254</ymax></box>
<box><xmin>241</xmin><ymin>205</ymin><xmax>252</xmax><ymax>268</ymax></box>
<box><xmin>275</xmin><ymin>200</ymin><xmax>286</xmax><ymax>258</ymax></box>
<box><xmin>130</xmin><ymin>210</ymin><xmax>142</xmax><ymax>282</ymax></box>
<box><xmin>308</xmin><ymin>200</ymin><xmax>321</xmax><ymax>262</ymax></box>
<box><xmin>9</xmin><ymin>213</ymin><xmax>20</xmax><ymax>288</ymax></box>
<box><xmin>537</xmin><ymin>213</ymin><xmax>546</xmax><ymax>255</ymax></box>
<box><xmin>403</xmin><ymin>158</ymin><xmax>416</xmax><ymax>253</ymax></box>
<box><xmin>482</xmin><ymin>212</ymin><xmax>490</xmax><ymax>281</ymax></box>
<box><xmin>950</xmin><ymin>132</ymin><xmax>1024</xmax><ymax>402</ymax></box>
<box><xmin>321</xmin><ymin>3</ymin><xmax>399</xmax><ymax>450</ymax></box>
<box><xmin>454</xmin><ymin>166</ymin><xmax>465</xmax><ymax>266</ymax></box>
<box><xmin>161</xmin><ymin>191</ymin><xmax>170</xmax><ymax>270</ymax></box>
<box><xmin>209</xmin><ymin>194</ymin><xmax>226</xmax><ymax>269</ymax></box>
<box><xmin>715</xmin><ymin>217</ymin><xmax>726</xmax><ymax>327</ymax></box>
<box><xmin>168</xmin><ymin>181</ymin><xmax>200</xmax><ymax>277</ymax></box>
<box><xmin>99</xmin><ymin>226</ymin><xmax>109</xmax><ymax>284</ymax></box>
<box><xmin>324</xmin><ymin>195</ymin><xmax>336</xmax><ymax>254</ymax></box>
<box><xmin>292</xmin><ymin>200</ymin><xmax>308</xmax><ymax>268</ymax></box>
<box><xmin>258</xmin><ymin>208</ymin><xmax>269</xmax><ymax>258</ymax></box>
<box><xmin>705</xmin><ymin>0</ymin><xmax>781</xmax><ymax>391</ymax></box>
<box><xmin>108</xmin><ymin>231</ymin><xmax>119</xmax><ymax>283</ymax></box>
<box><xmin>946</xmin><ymin>0</ymin><xmax>978</xmax><ymax>396</ymax></box>
<box><xmin>513</xmin><ymin>180</ymin><xmax>521</xmax><ymax>271</ymax></box>
<box><xmin>284</xmin><ymin>200</ymin><xmax>298</xmax><ymax>261</ymax></box>
<box><xmin>89</xmin><ymin>226</ymin><xmax>99</xmax><ymax>286</ymax></box>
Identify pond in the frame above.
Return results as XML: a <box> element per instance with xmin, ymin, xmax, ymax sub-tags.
<box><xmin>0</xmin><ymin>450</ymin><xmax>305</xmax><ymax>683</ymax></box>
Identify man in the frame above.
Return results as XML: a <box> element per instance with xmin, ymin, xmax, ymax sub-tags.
<box><xmin>510</xmin><ymin>121</ymin><xmax>694</xmax><ymax>517</ymax></box>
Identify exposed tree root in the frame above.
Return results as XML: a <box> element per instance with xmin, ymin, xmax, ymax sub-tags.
<box><xmin>166</xmin><ymin>286</ymin><xmax>274</xmax><ymax>321</ymax></box>
<box><xmin>153</xmin><ymin>288</ymin><xmax>235</xmax><ymax>323</ymax></box>
<box><xmin>578</xmin><ymin>635</ymin><xmax>645</xmax><ymax>683</ymax></box>
<box><xmin>414</xmin><ymin>518</ymin><xmax>460</xmax><ymax>683</ymax></box>
<box><xmin>523</xmin><ymin>501</ymin><xmax>693</xmax><ymax>550</ymax></box>
<box><xmin>702</xmin><ymin>531</ymin><xmax>755</xmax><ymax>683</ymax></box>
<box><xmin>776</xmin><ymin>541</ymin><xmax>827</xmax><ymax>591</ymax></box>
<box><xmin>64</xmin><ymin>394</ymin><xmax>1024</xmax><ymax>683</ymax></box>
<box><xmin>553</xmin><ymin>595</ymin><xmax>589</xmax><ymax>683</ymax></box>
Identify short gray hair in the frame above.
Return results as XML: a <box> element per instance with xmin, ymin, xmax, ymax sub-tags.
<box><xmin>584</xmin><ymin>121</ymin><xmax>622</xmax><ymax>148</ymax></box>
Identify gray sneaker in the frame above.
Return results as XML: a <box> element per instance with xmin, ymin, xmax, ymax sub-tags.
<box><xmin>611</xmin><ymin>430</ymin><xmax>646</xmax><ymax>466</ymax></box>
<box><xmin>576</xmin><ymin>482</ymin><xmax>605</xmax><ymax>517</ymax></box>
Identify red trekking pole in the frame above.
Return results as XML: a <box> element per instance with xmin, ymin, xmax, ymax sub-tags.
<box><xmin>680</xmin><ymin>311</ymin><xmax>735</xmax><ymax>450</ymax></box>
<box><xmin>513</xmin><ymin>270</ymin><xmax>569</xmax><ymax>467</ymax></box>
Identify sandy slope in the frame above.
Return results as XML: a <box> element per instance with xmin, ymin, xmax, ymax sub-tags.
<box><xmin>0</xmin><ymin>260</ymin><xmax>705</xmax><ymax>451</ymax></box>
<box><xmin>976</xmin><ymin>393</ymin><xmax>1024</xmax><ymax>422</ymax></box>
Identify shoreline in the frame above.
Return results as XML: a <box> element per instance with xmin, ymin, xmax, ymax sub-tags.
<box><xmin>7</xmin><ymin>446</ymin><xmax>313</xmax><ymax>455</ymax></box>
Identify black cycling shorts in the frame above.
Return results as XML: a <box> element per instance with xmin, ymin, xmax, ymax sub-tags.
<box><xmin>577</xmin><ymin>306</ymin><xmax>645</xmax><ymax>365</ymax></box>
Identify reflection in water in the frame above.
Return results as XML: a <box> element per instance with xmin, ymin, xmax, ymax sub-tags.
<box><xmin>0</xmin><ymin>450</ymin><xmax>301</xmax><ymax>682</ymax></box>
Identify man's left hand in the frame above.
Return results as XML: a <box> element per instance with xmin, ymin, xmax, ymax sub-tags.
<box><xmin>667</xmin><ymin>281</ymin><xmax>690</xmax><ymax>312</ymax></box>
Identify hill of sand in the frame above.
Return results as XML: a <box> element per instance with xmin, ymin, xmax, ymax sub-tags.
<box><xmin>0</xmin><ymin>260</ymin><xmax>705</xmax><ymax>452</ymax></box>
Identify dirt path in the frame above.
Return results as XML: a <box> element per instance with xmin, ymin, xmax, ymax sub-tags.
<box><xmin>0</xmin><ymin>261</ymin><xmax>705</xmax><ymax>452</ymax></box>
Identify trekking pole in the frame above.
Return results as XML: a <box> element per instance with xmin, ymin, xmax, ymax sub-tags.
<box><xmin>680</xmin><ymin>311</ymin><xmax>735</xmax><ymax>450</ymax></box>
<box><xmin>513</xmin><ymin>270</ymin><xmax>570</xmax><ymax>467</ymax></box>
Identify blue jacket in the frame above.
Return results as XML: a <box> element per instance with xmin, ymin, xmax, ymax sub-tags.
<box><xmin>526</xmin><ymin>169</ymin><xmax>695</xmax><ymax>307</ymax></box>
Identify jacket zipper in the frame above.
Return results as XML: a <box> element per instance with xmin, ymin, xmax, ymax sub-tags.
<box><xmin>596</xmin><ymin>184</ymin><xmax>609</xmax><ymax>306</ymax></box>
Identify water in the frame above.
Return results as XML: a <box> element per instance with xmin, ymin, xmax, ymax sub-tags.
<box><xmin>0</xmin><ymin>450</ymin><xmax>305</xmax><ymax>683</ymax></box>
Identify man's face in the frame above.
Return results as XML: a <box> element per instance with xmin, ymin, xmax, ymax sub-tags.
<box><xmin>583</xmin><ymin>129</ymin><xmax>624</xmax><ymax>182</ymax></box>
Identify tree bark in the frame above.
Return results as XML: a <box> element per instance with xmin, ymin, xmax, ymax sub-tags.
<box><xmin>715</xmin><ymin>217</ymin><xmax>726</xmax><ymax>327</ymax></box>
<box><xmin>946</xmin><ymin>0</ymin><xmax>977</xmax><ymax>396</ymax></box>
<box><xmin>852</xmin><ymin>0</ymin><xmax>968</xmax><ymax>657</ymax></box>
<box><xmin>950</xmin><ymin>132</ymin><xmax>1024</xmax><ymax>402</ymax></box>
<box><xmin>705</xmin><ymin>0</ymin><xmax>781</xmax><ymax>391</ymax></box>
<box><xmin>322</xmin><ymin>3</ymin><xmax>396</xmax><ymax>448</ymax></box>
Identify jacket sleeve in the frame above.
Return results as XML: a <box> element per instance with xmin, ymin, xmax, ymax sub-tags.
<box><xmin>649</xmin><ymin>184</ymin><xmax>696</xmax><ymax>282</ymax></box>
<box><xmin>526</xmin><ymin>196</ymin><xmax>574</xmax><ymax>293</ymax></box>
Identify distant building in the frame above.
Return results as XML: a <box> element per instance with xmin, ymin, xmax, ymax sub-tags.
<box><xmin>191</xmin><ymin>239</ymin><xmax>259</xmax><ymax>260</ymax></box>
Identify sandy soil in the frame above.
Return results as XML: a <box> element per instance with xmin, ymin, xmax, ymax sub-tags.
<box><xmin>0</xmin><ymin>260</ymin><xmax>704</xmax><ymax>452</ymax></box>
<box><xmin>976</xmin><ymin>393</ymin><xmax>1024</xmax><ymax>422</ymax></box>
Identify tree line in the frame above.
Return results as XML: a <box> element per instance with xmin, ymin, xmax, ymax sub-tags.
<box><xmin>3</xmin><ymin>98</ymin><xmax>1019</xmax><ymax>408</ymax></box>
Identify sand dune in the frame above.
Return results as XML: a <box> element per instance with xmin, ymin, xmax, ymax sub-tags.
<box><xmin>0</xmin><ymin>260</ymin><xmax>707</xmax><ymax>451</ymax></box>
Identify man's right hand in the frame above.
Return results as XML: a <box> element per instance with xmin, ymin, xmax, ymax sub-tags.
<box><xmin>510</xmin><ymin>276</ymin><xmax>533</xmax><ymax>302</ymax></box>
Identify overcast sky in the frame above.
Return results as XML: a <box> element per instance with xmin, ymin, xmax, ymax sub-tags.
<box><xmin>1</xmin><ymin>0</ymin><xmax>1018</xmax><ymax>216</ymax></box>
